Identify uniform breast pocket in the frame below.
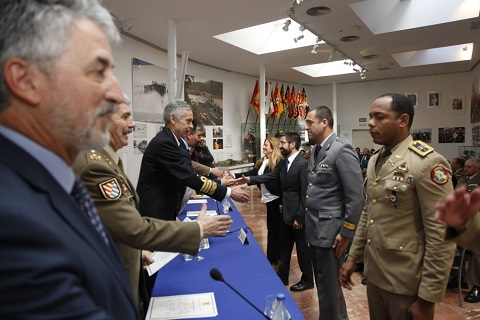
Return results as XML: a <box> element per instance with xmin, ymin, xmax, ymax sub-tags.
<box><xmin>316</xmin><ymin>165</ymin><xmax>333</xmax><ymax>175</ymax></box>
<box><xmin>384</xmin><ymin>180</ymin><xmax>412</xmax><ymax>207</ymax></box>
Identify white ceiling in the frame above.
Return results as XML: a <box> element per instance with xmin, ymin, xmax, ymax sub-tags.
<box><xmin>104</xmin><ymin>0</ymin><xmax>480</xmax><ymax>86</ymax></box>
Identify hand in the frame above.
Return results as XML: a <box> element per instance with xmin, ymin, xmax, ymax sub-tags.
<box><xmin>225</xmin><ymin>171</ymin><xmax>235</xmax><ymax>179</ymax></box>
<box><xmin>197</xmin><ymin>203</ymin><xmax>233</xmax><ymax>237</ymax></box>
<box><xmin>141</xmin><ymin>250</ymin><xmax>155</xmax><ymax>270</ymax></box>
<box><xmin>195</xmin><ymin>150</ymin><xmax>203</xmax><ymax>157</ymax></box>
<box><xmin>234</xmin><ymin>176</ymin><xmax>249</xmax><ymax>185</ymax></box>
<box><xmin>210</xmin><ymin>167</ymin><xmax>224</xmax><ymax>178</ymax></box>
<box><xmin>230</xmin><ymin>184</ymin><xmax>250</xmax><ymax>203</ymax></box>
<box><xmin>332</xmin><ymin>233</ymin><xmax>350</xmax><ymax>257</ymax></box>
<box><xmin>435</xmin><ymin>186</ymin><xmax>480</xmax><ymax>227</ymax></box>
<box><xmin>221</xmin><ymin>177</ymin><xmax>236</xmax><ymax>187</ymax></box>
<box><xmin>292</xmin><ymin>220</ymin><xmax>303</xmax><ymax>230</ymax></box>
<box><xmin>408</xmin><ymin>298</ymin><xmax>434</xmax><ymax>320</ymax></box>
<box><xmin>339</xmin><ymin>259</ymin><xmax>356</xmax><ymax>290</ymax></box>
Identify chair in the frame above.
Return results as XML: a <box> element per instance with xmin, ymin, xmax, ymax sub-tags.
<box><xmin>451</xmin><ymin>247</ymin><xmax>467</xmax><ymax>307</ymax></box>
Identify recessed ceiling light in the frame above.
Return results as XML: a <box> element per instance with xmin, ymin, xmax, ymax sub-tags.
<box><xmin>340</xmin><ymin>36</ymin><xmax>360</xmax><ymax>42</ymax></box>
<box><xmin>306</xmin><ymin>6</ymin><xmax>331</xmax><ymax>16</ymax></box>
<box><xmin>377</xmin><ymin>67</ymin><xmax>390</xmax><ymax>71</ymax></box>
<box><xmin>362</xmin><ymin>55</ymin><xmax>378</xmax><ymax>59</ymax></box>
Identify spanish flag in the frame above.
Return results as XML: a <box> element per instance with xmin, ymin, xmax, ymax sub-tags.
<box><xmin>250</xmin><ymin>80</ymin><xmax>260</xmax><ymax>114</ymax></box>
<box><xmin>277</xmin><ymin>84</ymin><xmax>285</xmax><ymax>117</ymax></box>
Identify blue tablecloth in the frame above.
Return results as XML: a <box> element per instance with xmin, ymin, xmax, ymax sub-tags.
<box><xmin>151</xmin><ymin>198</ymin><xmax>304</xmax><ymax>319</ymax></box>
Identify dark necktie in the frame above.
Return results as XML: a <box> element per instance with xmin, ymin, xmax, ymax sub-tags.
<box><xmin>284</xmin><ymin>159</ymin><xmax>290</xmax><ymax>177</ymax></box>
<box><xmin>375</xmin><ymin>150</ymin><xmax>391</xmax><ymax>175</ymax></box>
<box><xmin>71</xmin><ymin>177</ymin><xmax>110</xmax><ymax>246</ymax></box>
<box><xmin>314</xmin><ymin>144</ymin><xmax>321</xmax><ymax>161</ymax></box>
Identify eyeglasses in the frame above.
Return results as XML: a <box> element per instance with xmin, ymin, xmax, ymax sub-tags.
<box><xmin>279</xmin><ymin>140</ymin><xmax>291</xmax><ymax>145</ymax></box>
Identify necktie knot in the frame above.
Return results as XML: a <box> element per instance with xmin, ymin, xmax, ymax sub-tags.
<box><xmin>314</xmin><ymin>144</ymin><xmax>321</xmax><ymax>161</ymax></box>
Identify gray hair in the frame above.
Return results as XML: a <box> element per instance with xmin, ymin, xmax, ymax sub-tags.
<box><xmin>122</xmin><ymin>93</ymin><xmax>131</xmax><ymax>106</ymax></box>
<box><xmin>0</xmin><ymin>0</ymin><xmax>120</xmax><ymax>112</ymax></box>
<box><xmin>163</xmin><ymin>100</ymin><xmax>192</xmax><ymax>124</ymax></box>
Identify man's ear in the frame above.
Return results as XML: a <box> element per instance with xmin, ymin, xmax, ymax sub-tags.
<box><xmin>399</xmin><ymin>113</ymin><xmax>410</xmax><ymax>128</ymax></box>
<box><xmin>3</xmin><ymin>58</ymin><xmax>43</xmax><ymax>106</ymax></box>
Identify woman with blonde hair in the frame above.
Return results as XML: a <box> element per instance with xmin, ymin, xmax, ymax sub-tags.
<box><xmin>242</xmin><ymin>137</ymin><xmax>283</xmax><ymax>265</ymax></box>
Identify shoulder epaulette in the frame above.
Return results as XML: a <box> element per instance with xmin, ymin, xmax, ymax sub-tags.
<box><xmin>409</xmin><ymin>140</ymin><xmax>434</xmax><ymax>157</ymax></box>
<box><xmin>88</xmin><ymin>149</ymin><xmax>103</xmax><ymax>161</ymax></box>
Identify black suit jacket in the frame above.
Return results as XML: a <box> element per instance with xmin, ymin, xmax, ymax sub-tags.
<box><xmin>0</xmin><ymin>134</ymin><xmax>137</xmax><ymax>319</ymax></box>
<box><xmin>137</xmin><ymin>127</ymin><xmax>227</xmax><ymax>220</ymax></box>
<box><xmin>249</xmin><ymin>154</ymin><xmax>308</xmax><ymax>225</ymax></box>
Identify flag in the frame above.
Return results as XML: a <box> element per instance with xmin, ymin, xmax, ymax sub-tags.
<box><xmin>250</xmin><ymin>80</ymin><xmax>260</xmax><ymax>114</ymax></box>
<box><xmin>289</xmin><ymin>85</ymin><xmax>297</xmax><ymax>119</ymax></box>
<box><xmin>268</xmin><ymin>83</ymin><xmax>276</xmax><ymax>117</ymax></box>
<box><xmin>277</xmin><ymin>84</ymin><xmax>285</xmax><ymax>117</ymax></box>
<box><xmin>298</xmin><ymin>87</ymin><xmax>307</xmax><ymax>119</ymax></box>
<box><xmin>283</xmin><ymin>85</ymin><xmax>290</xmax><ymax>118</ymax></box>
<box><xmin>272</xmin><ymin>82</ymin><xmax>279</xmax><ymax>117</ymax></box>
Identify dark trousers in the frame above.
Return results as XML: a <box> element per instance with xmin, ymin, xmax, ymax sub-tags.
<box><xmin>266</xmin><ymin>198</ymin><xmax>282</xmax><ymax>264</ymax></box>
<box><xmin>310</xmin><ymin>246</ymin><xmax>348</xmax><ymax>320</ymax></box>
<box><xmin>277</xmin><ymin>219</ymin><xmax>313</xmax><ymax>285</ymax></box>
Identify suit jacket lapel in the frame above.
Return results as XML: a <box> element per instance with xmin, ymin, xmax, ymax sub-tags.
<box><xmin>314</xmin><ymin>133</ymin><xmax>336</xmax><ymax>167</ymax></box>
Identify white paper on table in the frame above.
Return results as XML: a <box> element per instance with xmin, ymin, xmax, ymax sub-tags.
<box><xmin>201</xmin><ymin>238</ymin><xmax>210</xmax><ymax>249</ymax></box>
<box><xmin>186</xmin><ymin>210</ymin><xmax>217</xmax><ymax>217</ymax></box>
<box><xmin>145</xmin><ymin>292</ymin><xmax>218</xmax><ymax>319</ymax></box>
<box><xmin>146</xmin><ymin>251</ymin><xmax>179</xmax><ymax>276</ymax></box>
<box><xmin>187</xmin><ymin>199</ymin><xmax>208</xmax><ymax>204</ymax></box>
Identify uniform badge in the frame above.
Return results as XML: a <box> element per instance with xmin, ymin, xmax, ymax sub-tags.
<box><xmin>431</xmin><ymin>166</ymin><xmax>449</xmax><ymax>185</ymax></box>
<box><xmin>396</xmin><ymin>164</ymin><xmax>408</xmax><ymax>173</ymax></box>
<box><xmin>99</xmin><ymin>178</ymin><xmax>122</xmax><ymax>199</ymax></box>
<box><xmin>393</xmin><ymin>172</ymin><xmax>405</xmax><ymax>181</ymax></box>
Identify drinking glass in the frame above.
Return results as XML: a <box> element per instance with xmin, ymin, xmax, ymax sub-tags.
<box><xmin>264</xmin><ymin>294</ymin><xmax>276</xmax><ymax>319</ymax></box>
<box><xmin>195</xmin><ymin>239</ymin><xmax>206</xmax><ymax>261</ymax></box>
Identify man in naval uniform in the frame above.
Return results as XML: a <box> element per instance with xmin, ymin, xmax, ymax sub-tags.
<box><xmin>340</xmin><ymin>93</ymin><xmax>455</xmax><ymax>320</ymax></box>
<box><xmin>73</xmin><ymin>96</ymin><xmax>233</xmax><ymax>315</ymax></box>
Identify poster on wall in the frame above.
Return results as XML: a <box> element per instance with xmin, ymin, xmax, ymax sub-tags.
<box><xmin>473</xmin><ymin>124</ymin><xmax>480</xmax><ymax>146</ymax></box>
<box><xmin>184</xmin><ymin>75</ymin><xmax>223</xmax><ymax>125</ymax></box>
<box><xmin>438</xmin><ymin>127</ymin><xmax>465</xmax><ymax>143</ymax></box>
<box><xmin>427</xmin><ymin>91</ymin><xmax>440</xmax><ymax>108</ymax></box>
<box><xmin>471</xmin><ymin>79</ymin><xmax>480</xmax><ymax>123</ymax></box>
<box><xmin>449</xmin><ymin>96</ymin><xmax>465</xmax><ymax>114</ymax></box>
<box><xmin>411</xmin><ymin>128</ymin><xmax>431</xmax><ymax>143</ymax></box>
<box><xmin>132</xmin><ymin>58</ymin><xmax>169</xmax><ymax>123</ymax></box>
<box><xmin>212</xmin><ymin>127</ymin><xmax>223</xmax><ymax>150</ymax></box>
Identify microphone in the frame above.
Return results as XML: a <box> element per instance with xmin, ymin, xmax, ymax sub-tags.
<box><xmin>210</xmin><ymin>268</ymin><xmax>270</xmax><ymax>319</ymax></box>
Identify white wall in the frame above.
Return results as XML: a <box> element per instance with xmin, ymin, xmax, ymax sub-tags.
<box><xmin>112</xmin><ymin>34</ymin><xmax>479</xmax><ymax>185</ymax></box>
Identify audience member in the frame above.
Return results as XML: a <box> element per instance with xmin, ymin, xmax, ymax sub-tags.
<box><xmin>305</xmin><ymin>106</ymin><xmax>364</xmax><ymax>319</ymax></box>
<box><xmin>461</xmin><ymin>152</ymin><xmax>470</xmax><ymax>162</ymax></box>
<box><xmin>451</xmin><ymin>157</ymin><xmax>465</xmax><ymax>188</ymax></box>
<box><xmin>195</xmin><ymin>139</ymin><xmax>215</xmax><ymax>168</ymax></box>
<box><xmin>137</xmin><ymin>100</ymin><xmax>249</xmax><ymax>222</ymax></box>
<box><xmin>340</xmin><ymin>93</ymin><xmax>455</xmax><ymax>320</ymax></box>
<box><xmin>360</xmin><ymin>147</ymin><xmax>370</xmax><ymax>176</ymax></box>
<box><xmin>304</xmin><ymin>148</ymin><xmax>311</xmax><ymax>160</ymax></box>
<box><xmin>73</xmin><ymin>95</ymin><xmax>232</xmax><ymax>314</ymax></box>
<box><xmin>355</xmin><ymin>147</ymin><xmax>361</xmax><ymax>161</ymax></box>
<box><xmin>0</xmin><ymin>1</ymin><xmax>138</xmax><ymax>318</ymax></box>
<box><xmin>237</xmin><ymin>132</ymin><xmax>314</xmax><ymax>292</ymax></box>
<box><xmin>241</xmin><ymin>137</ymin><xmax>283</xmax><ymax>265</ymax></box>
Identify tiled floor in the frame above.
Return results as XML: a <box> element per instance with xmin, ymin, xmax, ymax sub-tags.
<box><xmin>233</xmin><ymin>186</ymin><xmax>480</xmax><ymax>320</ymax></box>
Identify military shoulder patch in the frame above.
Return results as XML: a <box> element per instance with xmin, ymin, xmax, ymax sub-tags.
<box><xmin>409</xmin><ymin>140</ymin><xmax>434</xmax><ymax>157</ymax></box>
<box><xmin>431</xmin><ymin>166</ymin><xmax>449</xmax><ymax>185</ymax></box>
<box><xmin>98</xmin><ymin>178</ymin><xmax>122</xmax><ymax>199</ymax></box>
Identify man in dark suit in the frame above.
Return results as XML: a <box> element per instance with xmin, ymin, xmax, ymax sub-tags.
<box><xmin>73</xmin><ymin>96</ymin><xmax>232</xmax><ymax>315</ymax></box>
<box><xmin>305</xmin><ymin>106</ymin><xmax>364</xmax><ymax>320</ymax></box>
<box><xmin>360</xmin><ymin>147</ymin><xmax>370</xmax><ymax>176</ymax></box>
<box><xmin>237</xmin><ymin>132</ymin><xmax>314</xmax><ymax>292</ymax></box>
<box><xmin>0</xmin><ymin>1</ymin><xmax>138</xmax><ymax>318</ymax></box>
<box><xmin>137</xmin><ymin>100</ymin><xmax>249</xmax><ymax>221</ymax></box>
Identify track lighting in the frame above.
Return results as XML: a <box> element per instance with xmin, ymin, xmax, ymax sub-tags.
<box><xmin>294</xmin><ymin>34</ymin><xmax>304</xmax><ymax>43</ymax></box>
<box><xmin>328</xmin><ymin>48</ymin><xmax>337</xmax><ymax>62</ymax></box>
<box><xmin>283</xmin><ymin>19</ymin><xmax>291</xmax><ymax>32</ymax></box>
<box><xmin>360</xmin><ymin>73</ymin><xmax>366</xmax><ymax>80</ymax></box>
<box><xmin>311</xmin><ymin>44</ymin><xmax>318</xmax><ymax>54</ymax></box>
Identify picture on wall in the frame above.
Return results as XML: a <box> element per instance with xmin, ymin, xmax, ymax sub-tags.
<box><xmin>132</xmin><ymin>58</ymin><xmax>169</xmax><ymax>123</ymax></box>
<box><xmin>411</xmin><ymin>128</ymin><xmax>431</xmax><ymax>143</ymax></box>
<box><xmin>449</xmin><ymin>96</ymin><xmax>465</xmax><ymax>114</ymax></box>
<box><xmin>406</xmin><ymin>92</ymin><xmax>418</xmax><ymax>109</ymax></box>
<box><xmin>184</xmin><ymin>75</ymin><xmax>223</xmax><ymax>126</ymax></box>
<box><xmin>472</xmin><ymin>79</ymin><xmax>480</xmax><ymax>123</ymax></box>
<box><xmin>133</xmin><ymin>139</ymin><xmax>148</xmax><ymax>155</ymax></box>
<box><xmin>213</xmin><ymin>139</ymin><xmax>223</xmax><ymax>150</ymax></box>
<box><xmin>212</xmin><ymin>127</ymin><xmax>223</xmax><ymax>138</ymax></box>
<box><xmin>473</xmin><ymin>124</ymin><xmax>480</xmax><ymax>146</ymax></box>
<box><xmin>438</xmin><ymin>127</ymin><xmax>465</xmax><ymax>143</ymax></box>
<box><xmin>427</xmin><ymin>91</ymin><xmax>440</xmax><ymax>108</ymax></box>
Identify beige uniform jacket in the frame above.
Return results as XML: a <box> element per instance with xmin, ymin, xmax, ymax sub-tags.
<box><xmin>73</xmin><ymin>147</ymin><xmax>201</xmax><ymax>308</ymax></box>
<box><xmin>348</xmin><ymin>136</ymin><xmax>456</xmax><ymax>303</ymax></box>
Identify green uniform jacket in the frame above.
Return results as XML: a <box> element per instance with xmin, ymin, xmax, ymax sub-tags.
<box><xmin>73</xmin><ymin>146</ymin><xmax>201</xmax><ymax>309</ymax></box>
<box><xmin>348</xmin><ymin>136</ymin><xmax>456</xmax><ymax>303</ymax></box>
<box><xmin>446</xmin><ymin>214</ymin><xmax>480</xmax><ymax>253</ymax></box>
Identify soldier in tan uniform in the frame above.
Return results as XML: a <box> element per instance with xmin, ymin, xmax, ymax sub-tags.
<box><xmin>339</xmin><ymin>93</ymin><xmax>455</xmax><ymax>320</ymax></box>
<box><xmin>73</xmin><ymin>95</ymin><xmax>232</xmax><ymax>315</ymax></box>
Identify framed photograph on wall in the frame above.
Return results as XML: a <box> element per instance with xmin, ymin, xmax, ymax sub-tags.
<box><xmin>438</xmin><ymin>127</ymin><xmax>465</xmax><ymax>143</ymax></box>
<box><xmin>406</xmin><ymin>92</ymin><xmax>418</xmax><ymax>109</ymax></box>
<box><xmin>427</xmin><ymin>91</ymin><xmax>440</xmax><ymax>108</ymax></box>
<box><xmin>449</xmin><ymin>96</ymin><xmax>465</xmax><ymax>114</ymax></box>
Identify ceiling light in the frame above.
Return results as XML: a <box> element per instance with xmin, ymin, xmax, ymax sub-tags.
<box><xmin>283</xmin><ymin>19</ymin><xmax>291</xmax><ymax>32</ymax></box>
<box><xmin>294</xmin><ymin>34</ymin><xmax>304</xmax><ymax>43</ymax></box>
<box><xmin>360</xmin><ymin>73</ymin><xmax>366</xmax><ymax>80</ymax></box>
<box><xmin>311</xmin><ymin>44</ymin><xmax>318</xmax><ymax>54</ymax></box>
<box><xmin>463</xmin><ymin>44</ymin><xmax>469</xmax><ymax>51</ymax></box>
<box><xmin>296</xmin><ymin>0</ymin><xmax>304</xmax><ymax>4</ymax></box>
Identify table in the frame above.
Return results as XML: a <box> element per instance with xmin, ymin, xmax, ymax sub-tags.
<box><xmin>151</xmin><ymin>198</ymin><xmax>304</xmax><ymax>319</ymax></box>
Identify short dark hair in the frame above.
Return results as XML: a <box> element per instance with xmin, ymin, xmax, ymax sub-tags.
<box><xmin>309</xmin><ymin>105</ymin><xmax>334</xmax><ymax>128</ymax></box>
<box><xmin>279</xmin><ymin>131</ymin><xmax>301</xmax><ymax>150</ymax></box>
<box><xmin>453</xmin><ymin>157</ymin><xmax>465</xmax><ymax>168</ymax></box>
<box><xmin>377</xmin><ymin>93</ymin><xmax>414</xmax><ymax>128</ymax></box>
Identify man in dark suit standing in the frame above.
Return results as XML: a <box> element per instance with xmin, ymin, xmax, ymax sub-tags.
<box><xmin>360</xmin><ymin>147</ymin><xmax>370</xmax><ymax>176</ymax></box>
<box><xmin>0</xmin><ymin>1</ymin><xmax>138</xmax><ymax>318</ymax></box>
<box><xmin>137</xmin><ymin>100</ymin><xmax>249</xmax><ymax>221</ymax></box>
<box><xmin>237</xmin><ymin>132</ymin><xmax>314</xmax><ymax>291</ymax></box>
<box><xmin>305</xmin><ymin>106</ymin><xmax>364</xmax><ymax>320</ymax></box>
